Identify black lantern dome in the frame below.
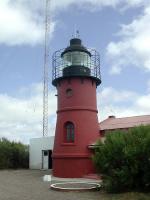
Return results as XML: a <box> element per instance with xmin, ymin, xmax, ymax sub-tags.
<box><xmin>52</xmin><ymin>37</ymin><xmax>101</xmax><ymax>86</ymax></box>
<box><xmin>61</xmin><ymin>38</ymin><xmax>91</xmax><ymax>57</ymax></box>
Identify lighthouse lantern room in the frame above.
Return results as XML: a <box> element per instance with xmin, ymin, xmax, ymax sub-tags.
<box><xmin>52</xmin><ymin>37</ymin><xmax>101</xmax><ymax>178</ymax></box>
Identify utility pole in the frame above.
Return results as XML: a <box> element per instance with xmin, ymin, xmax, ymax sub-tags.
<box><xmin>43</xmin><ymin>0</ymin><xmax>51</xmax><ymax>137</ymax></box>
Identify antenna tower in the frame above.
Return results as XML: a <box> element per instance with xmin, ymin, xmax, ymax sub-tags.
<box><xmin>43</xmin><ymin>0</ymin><xmax>51</xmax><ymax>137</ymax></box>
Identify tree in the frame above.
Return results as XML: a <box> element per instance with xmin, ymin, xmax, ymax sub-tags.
<box><xmin>0</xmin><ymin>138</ymin><xmax>29</xmax><ymax>169</ymax></box>
<box><xmin>93</xmin><ymin>125</ymin><xmax>150</xmax><ymax>192</ymax></box>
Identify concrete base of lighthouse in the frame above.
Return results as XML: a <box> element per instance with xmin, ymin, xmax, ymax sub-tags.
<box><xmin>52</xmin><ymin>153</ymin><xmax>96</xmax><ymax>178</ymax></box>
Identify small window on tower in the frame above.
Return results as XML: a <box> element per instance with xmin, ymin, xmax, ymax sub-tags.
<box><xmin>65</xmin><ymin>122</ymin><xmax>75</xmax><ymax>143</ymax></box>
<box><xmin>66</xmin><ymin>88</ymin><xmax>73</xmax><ymax>97</ymax></box>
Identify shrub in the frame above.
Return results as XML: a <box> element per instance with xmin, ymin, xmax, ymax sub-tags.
<box><xmin>0</xmin><ymin>138</ymin><xmax>29</xmax><ymax>169</ymax></box>
<box><xmin>93</xmin><ymin>125</ymin><xmax>150</xmax><ymax>193</ymax></box>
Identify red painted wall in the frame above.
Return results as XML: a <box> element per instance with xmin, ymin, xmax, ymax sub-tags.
<box><xmin>52</xmin><ymin>77</ymin><xmax>100</xmax><ymax>178</ymax></box>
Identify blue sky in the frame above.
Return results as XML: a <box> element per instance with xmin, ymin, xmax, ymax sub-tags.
<box><xmin>0</xmin><ymin>0</ymin><xmax>150</xmax><ymax>143</ymax></box>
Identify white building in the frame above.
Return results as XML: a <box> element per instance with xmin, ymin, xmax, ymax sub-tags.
<box><xmin>29</xmin><ymin>136</ymin><xmax>54</xmax><ymax>170</ymax></box>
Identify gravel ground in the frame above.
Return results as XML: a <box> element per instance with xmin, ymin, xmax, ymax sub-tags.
<box><xmin>0</xmin><ymin>170</ymin><xmax>101</xmax><ymax>200</ymax></box>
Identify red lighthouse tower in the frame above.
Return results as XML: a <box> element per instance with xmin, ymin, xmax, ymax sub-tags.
<box><xmin>52</xmin><ymin>37</ymin><xmax>101</xmax><ymax>178</ymax></box>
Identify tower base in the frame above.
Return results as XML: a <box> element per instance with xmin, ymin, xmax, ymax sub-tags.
<box><xmin>52</xmin><ymin>156</ymin><xmax>96</xmax><ymax>178</ymax></box>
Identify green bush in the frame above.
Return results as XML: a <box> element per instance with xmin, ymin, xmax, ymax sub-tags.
<box><xmin>0</xmin><ymin>138</ymin><xmax>29</xmax><ymax>169</ymax></box>
<box><xmin>93</xmin><ymin>125</ymin><xmax>150</xmax><ymax>193</ymax></box>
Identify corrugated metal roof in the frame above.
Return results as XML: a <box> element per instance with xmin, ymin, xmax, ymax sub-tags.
<box><xmin>99</xmin><ymin>115</ymin><xmax>150</xmax><ymax>130</ymax></box>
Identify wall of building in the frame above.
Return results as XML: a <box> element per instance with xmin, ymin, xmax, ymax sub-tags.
<box><xmin>29</xmin><ymin>136</ymin><xmax>54</xmax><ymax>169</ymax></box>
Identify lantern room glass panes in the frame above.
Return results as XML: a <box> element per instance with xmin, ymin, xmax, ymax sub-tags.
<box><xmin>63</xmin><ymin>51</ymin><xmax>90</xmax><ymax>68</ymax></box>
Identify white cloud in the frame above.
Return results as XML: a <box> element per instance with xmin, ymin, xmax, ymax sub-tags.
<box><xmin>0</xmin><ymin>83</ymin><xmax>57</xmax><ymax>144</ymax></box>
<box><xmin>0</xmin><ymin>0</ymin><xmax>55</xmax><ymax>45</ymax></box>
<box><xmin>0</xmin><ymin>0</ymin><xmax>148</xmax><ymax>46</ymax></box>
<box><xmin>99</xmin><ymin>87</ymin><xmax>138</xmax><ymax>103</ymax></box>
<box><xmin>136</xmin><ymin>94</ymin><xmax>150</xmax><ymax>111</ymax></box>
<box><xmin>147</xmin><ymin>80</ymin><xmax>150</xmax><ymax>92</ymax></box>
<box><xmin>122</xmin><ymin>0</ymin><xmax>148</xmax><ymax>9</ymax></box>
<box><xmin>51</xmin><ymin>0</ymin><xmax>147</xmax><ymax>10</ymax></box>
<box><xmin>107</xmin><ymin>4</ymin><xmax>150</xmax><ymax>74</ymax></box>
<box><xmin>98</xmin><ymin>87</ymin><xmax>150</xmax><ymax>121</ymax></box>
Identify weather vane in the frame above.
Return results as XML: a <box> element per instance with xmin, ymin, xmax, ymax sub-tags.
<box><xmin>75</xmin><ymin>30</ymin><xmax>80</xmax><ymax>38</ymax></box>
<box><xmin>72</xmin><ymin>25</ymin><xmax>80</xmax><ymax>38</ymax></box>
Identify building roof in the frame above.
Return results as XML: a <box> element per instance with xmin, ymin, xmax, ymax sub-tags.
<box><xmin>99</xmin><ymin>115</ymin><xmax>150</xmax><ymax>131</ymax></box>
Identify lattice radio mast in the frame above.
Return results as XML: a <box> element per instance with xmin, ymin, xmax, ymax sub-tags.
<box><xmin>43</xmin><ymin>0</ymin><xmax>51</xmax><ymax>137</ymax></box>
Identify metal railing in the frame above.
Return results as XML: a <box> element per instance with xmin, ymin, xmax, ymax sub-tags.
<box><xmin>52</xmin><ymin>48</ymin><xmax>101</xmax><ymax>85</ymax></box>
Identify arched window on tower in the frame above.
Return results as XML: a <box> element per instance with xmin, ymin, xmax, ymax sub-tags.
<box><xmin>65</xmin><ymin>122</ymin><xmax>75</xmax><ymax>143</ymax></box>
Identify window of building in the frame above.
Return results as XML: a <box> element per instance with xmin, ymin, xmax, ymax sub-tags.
<box><xmin>65</xmin><ymin>122</ymin><xmax>75</xmax><ymax>143</ymax></box>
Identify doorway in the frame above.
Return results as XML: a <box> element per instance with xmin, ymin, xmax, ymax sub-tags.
<box><xmin>42</xmin><ymin>150</ymin><xmax>52</xmax><ymax>169</ymax></box>
<box><xmin>48</xmin><ymin>150</ymin><xmax>52</xmax><ymax>169</ymax></box>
